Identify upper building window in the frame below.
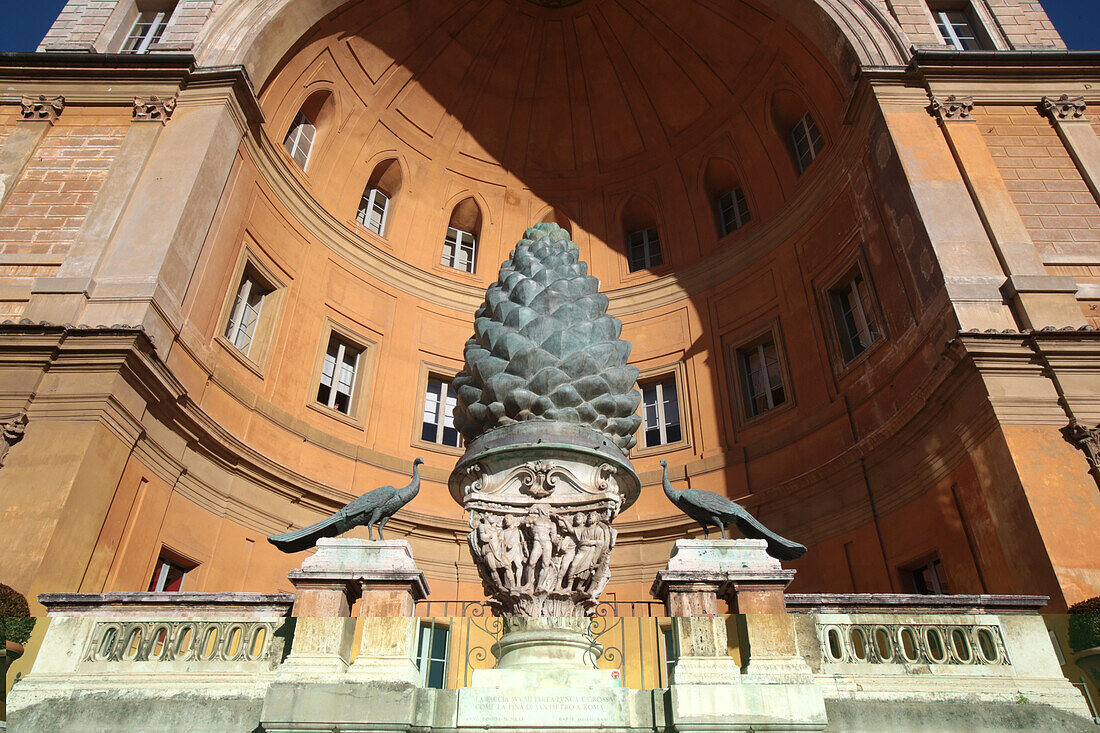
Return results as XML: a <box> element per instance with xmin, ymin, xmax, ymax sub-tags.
<box><xmin>317</xmin><ymin>334</ymin><xmax>362</xmax><ymax>415</ymax></box>
<box><xmin>641</xmin><ymin>376</ymin><xmax>681</xmax><ymax>448</ymax></box>
<box><xmin>422</xmin><ymin>376</ymin><xmax>460</xmax><ymax>448</ymax></box>
<box><xmin>121</xmin><ymin>5</ymin><xmax>175</xmax><ymax>54</ymax></box>
<box><xmin>661</xmin><ymin>624</ymin><xmax>679</xmax><ymax>686</ymax></box>
<box><xmin>932</xmin><ymin>6</ymin><xmax>986</xmax><ymax>50</ymax></box>
<box><xmin>442</xmin><ymin>198</ymin><xmax>481</xmax><ymax>274</ymax></box>
<box><xmin>791</xmin><ymin>113</ymin><xmax>824</xmax><ymax>174</ymax></box>
<box><xmin>357</xmin><ymin>188</ymin><xmax>389</xmax><ymax>236</ymax></box>
<box><xmin>442</xmin><ymin>227</ymin><xmax>477</xmax><ymax>273</ymax></box>
<box><xmin>739</xmin><ymin>338</ymin><xmax>787</xmax><ymax>418</ymax></box>
<box><xmin>628</xmin><ymin>227</ymin><xmax>663</xmax><ymax>272</ymax></box>
<box><xmin>717</xmin><ymin>188</ymin><xmax>751</xmax><ymax>236</ymax></box>
<box><xmin>283</xmin><ymin>111</ymin><xmax>316</xmax><ymax>170</ymax></box>
<box><xmin>828</xmin><ymin>269</ymin><xmax>881</xmax><ymax>362</ymax></box>
<box><xmin>356</xmin><ymin>159</ymin><xmax>402</xmax><ymax>237</ymax></box>
<box><xmin>225</xmin><ymin>268</ymin><xmax>272</xmax><ymax>357</ymax></box>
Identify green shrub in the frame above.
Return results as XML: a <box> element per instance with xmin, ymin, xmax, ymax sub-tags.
<box><xmin>1068</xmin><ymin>596</ymin><xmax>1100</xmax><ymax>653</ymax></box>
<box><xmin>0</xmin><ymin>583</ymin><xmax>35</xmax><ymax>646</ymax></box>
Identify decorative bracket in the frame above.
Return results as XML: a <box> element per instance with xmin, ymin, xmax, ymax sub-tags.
<box><xmin>0</xmin><ymin>412</ymin><xmax>27</xmax><ymax>468</ymax></box>
<box><xmin>930</xmin><ymin>95</ymin><xmax>974</xmax><ymax>122</ymax></box>
<box><xmin>20</xmin><ymin>95</ymin><xmax>64</xmax><ymax>124</ymax></box>
<box><xmin>133</xmin><ymin>96</ymin><xmax>177</xmax><ymax>123</ymax></box>
<box><xmin>1063</xmin><ymin>419</ymin><xmax>1100</xmax><ymax>488</ymax></box>
<box><xmin>1040</xmin><ymin>94</ymin><xmax>1087</xmax><ymax>121</ymax></box>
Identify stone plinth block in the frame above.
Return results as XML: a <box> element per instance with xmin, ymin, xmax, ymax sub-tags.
<box><xmin>669</xmin><ymin>682</ymin><xmax>827</xmax><ymax>732</ymax></box>
<box><xmin>288</xmin><ymin>539</ymin><xmax>429</xmax><ymax>617</ymax></box>
<box><xmin>653</xmin><ymin>539</ymin><xmax>795</xmax><ymax>615</ymax></box>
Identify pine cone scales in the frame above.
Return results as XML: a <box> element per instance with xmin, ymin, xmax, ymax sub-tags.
<box><xmin>453</xmin><ymin>223</ymin><xmax>642</xmax><ymax>452</ymax></box>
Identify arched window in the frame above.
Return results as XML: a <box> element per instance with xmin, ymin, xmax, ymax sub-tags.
<box><xmin>282</xmin><ymin>91</ymin><xmax>332</xmax><ymax>171</ymax></box>
<box><xmin>622</xmin><ymin>198</ymin><xmax>662</xmax><ymax>273</ymax></box>
<box><xmin>442</xmin><ymin>198</ymin><xmax>481</xmax><ymax>274</ymax></box>
<box><xmin>539</xmin><ymin>207</ymin><xmax>572</xmax><ymax>237</ymax></box>
<box><xmin>704</xmin><ymin>158</ymin><xmax>751</xmax><ymax>237</ymax></box>
<box><xmin>771</xmin><ymin>91</ymin><xmax>825</xmax><ymax>175</ymax></box>
<box><xmin>357</xmin><ymin>159</ymin><xmax>402</xmax><ymax>236</ymax></box>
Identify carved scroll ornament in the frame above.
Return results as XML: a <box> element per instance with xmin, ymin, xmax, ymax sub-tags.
<box><xmin>0</xmin><ymin>412</ymin><xmax>27</xmax><ymax>468</ymax></box>
<box><xmin>1041</xmin><ymin>94</ymin><xmax>1087</xmax><ymax>121</ymax></box>
<box><xmin>20</xmin><ymin>95</ymin><xmax>64</xmax><ymax>123</ymax></box>
<box><xmin>930</xmin><ymin>95</ymin><xmax>974</xmax><ymax>122</ymax></box>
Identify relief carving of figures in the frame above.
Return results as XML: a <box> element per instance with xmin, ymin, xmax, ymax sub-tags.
<box><xmin>467</xmin><ymin>501</ymin><xmax>617</xmax><ymax>616</ymax></box>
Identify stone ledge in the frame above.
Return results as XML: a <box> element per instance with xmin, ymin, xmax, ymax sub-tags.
<box><xmin>38</xmin><ymin>592</ymin><xmax>295</xmax><ymax>617</ymax></box>
<box><xmin>785</xmin><ymin>593</ymin><xmax>1049</xmax><ymax>615</ymax></box>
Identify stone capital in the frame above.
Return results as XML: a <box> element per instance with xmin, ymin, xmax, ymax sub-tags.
<box><xmin>1041</xmin><ymin>94</ymin><xmax>1088</xmax><ymax>121</ymax></box>
<box><xmin>132</xmin><ymin>95</ymin><xmax>177</xmax><ymax>123</ymax></box>
<box><xmin>19</xmin><ymin>95</ymin><xmax>64</xmax><ymax>124</ymax></box>
<box><xmin>930</xmin><ymin>94</ymin><xmax>974</xmax><ymax>122</ymax></box>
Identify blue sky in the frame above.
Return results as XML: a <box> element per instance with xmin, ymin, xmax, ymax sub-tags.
<box><xmin>0</xmin><ymin>0</ymin><xmax>1097</xmax><ymax>54</ymax></box>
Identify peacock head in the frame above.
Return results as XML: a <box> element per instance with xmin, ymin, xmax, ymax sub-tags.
<box><xmin>659</xmin><ymin>460</ymin><xmax>668</xmax><ymax>468</ymax></box>
<box><xmin>413</xmin><ymin>457</ymin><xmax>424</xmax><ymax>467</ymax></box>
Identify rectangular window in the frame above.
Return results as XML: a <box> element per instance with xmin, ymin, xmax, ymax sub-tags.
<box><xmin>641</xmin><ymin>377</ymin><xmax>681</xmax><ymax>448</ymax></box>
<box><xmin>147</xmin><ymin>553</ymin><xmax>193</xmax><ymax>592</ymax></box>
<box><xmin>224</xmin><ymin>269</ymin><xmax>271</xmax><ymax>357</ymax></box>
<box><xmin>717</xmin><ymin>188</ymin><xmax>751</xmax><ymax>236</ymax></box>
<box><xmin>317</xmin><ymin>334</ymin><xmax>362</xmax><ymax>415</ymax></box>
<box><xmin>933</xmin><ymin>8</ymin><xmax>985</xmax><ymax>50</ymax></box>
<box><xmin>442</xmin><ymin>227</ymin><xmax>477</xmax><ymax>273</ymax></box>
<box><xmin>357</xmin><ymin>187</ymin><xmax>389</xmax><ymax>236</ymax></box>
<box><xmin>739</xmin><ymin>339</ymin><xmax>786</xmax><ymax>418</ymax></box>
<box><xmin>283</xmin><ymin>112</ymin><xmax>316</xmax><ymax>170</ymax></box>
<box><xmin>828</xmin><ymin>271</ymin><xmax>880</xmax><ymax>362</ymax></box>
<box><xmin>661</xmin><ymin>625</ymin><xmax>679</xmax><ymax>686</ymax></box>
<box><xmin>422</xmin><ymin>377</ymin><xmax>460</xmax><ymax>447</ymax></box>
<box><xmin>907</xmin><ymin>557</ymin><xmax>949</xmax><ymax>595</ymax></box>
<box><xmin>415</xmin><ymin>621</ymin><xmax>449</xmax><ymax>689</ymax></box>
<box><xmin>791</xmin><ymin>113</ymin><xmax>824</xmax><ymax>174</ymax></box>
<box><xmin>121</xmin><ymin>8</ymin><xmax>173</xmax><ymax>54</ymax></box>
<box><xmin>627</xmin><ymin>227</ymin><xmax>663</xmax><ymax>272</ymax></box>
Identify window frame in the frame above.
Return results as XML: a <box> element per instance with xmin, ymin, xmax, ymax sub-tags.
<box><xmin>441</xmin><ymin>226</ymin><xmax>478</xmax><ymax>274</ymax></box>
<box><xmin>626</xmin><ymin>226</ymin><xmax>663</xmax><ymax>273</ymax></box>
<box><xmin>412</xmin><ymin>364</ymin><xmax>466</xmax><ymax>456</ymax></box>
<box><xmin>215</xmin><ymin>246</ymin><xmax>287</xmax><ymax>376</ymax></box>
<box><xmin>356</xmin><ymin>186</ymin><xmax>390</xmax><ymax>237</ymax></box>
<box><xmin>738</xmin><ymin>337</ymin><xmax>788</xmax><ymax>420</ymax></box>
<box><xmin>120</xmin><ymin>6</ymin><xmax>173</xmax><ymax>54</ymax></box>
<box><xmin>660</xmin><ymin>623</ymin><xmax>679</xmax><ymax>687</ymax></box>
<box><xmin>930</xmin><ymin>4</ymin><xmax>989</xmax><ymax>51</ymax></box>
<box><xmin>146</xmin><ymin>547</ymin><xmax>198</xmax><ymax>593</ymax></box>
<box><xmin>717</xmin><ymin>187</ymin><xmax>751</xmax><ymax>237</ymax></box>
<box><xmin>415</xmin><ymin>620</ymin><xmax>451</xmax><ymax>689</ymax></box>
<box><xmin>283</xmin><ymin>111</ymin><xmax>317</xmax><ymax>171</ymax></box>
<box><xmin>826</xmin><ymin>266</ymin><xmax>883</xmax><ymax>365</ymax></box>
<box><xmin>727</xmin><ymin>321</ymin><xmax>796</xmax><ymax>426</ymax></box>
<box><xmin>901</xmin><ymin>555</ymin><xmax>950</xmax><ymax>595</ymax></box>
<box><xmin>307</xmin><ymin>319</ymin><xmax>377</xmax><ymax>427</ymax></box>
<box><xmin>790</xmin><ymin>113</ymin><xmax>824</xmax><ymax>175</ymax></box>
<box><xmin>631</xmin><ymin>363</ymin><xmax>691</xmax><ymax>457</ymax></box>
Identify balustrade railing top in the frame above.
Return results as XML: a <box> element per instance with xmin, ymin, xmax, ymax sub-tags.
<box><xmin>786</xmin><ymin>593</ymin><xmax>1049</xmax><ymax>615</ymax></box>
<box><xmin>38</xmin><ymin>592</ymin><xmax>295</xmax><ymax>617</ymax></box>
<box><xmin>415</xmin><ymin>599</ymin><xmax>668</xmax><ymax>617</ymax></box>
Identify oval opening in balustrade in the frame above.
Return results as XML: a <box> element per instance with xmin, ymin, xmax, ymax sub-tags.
<box><xmin>225</xmin><ymin>626</ymin><xmax>243</xmax><ymax>658</ymax></box>
<box><xmin>150</xmin><ymin>626</ymin><xmax>169</xmax><ymax>659</ymax></box>
<box><xmin>825</xmin><ymin>627</ymin><xmax>845</xmax><ymax>661</ymax></box>
<box><xmin>123</xmin><ymin>628</ymin><xmax>143</xmax><ymax>661</ymax></box>
<box><xmin>897</xmin><ymin>627</ymin><xmax>920</xmax><ymax>663</ymax></box>
<box><xmin>201</xmin><ymin>627</ymin><xmax>219</xmax><ymax>660</ymax></box>
<box><xmin>248</xmin><ymin>626</ymin><xmax>267</xmax><ymax>660</ymax></box>
<box><xmin>925</xmin><ymin>627</ymin><xmax>947</xmax><ymax>664</ymax></box>
<box><xmin>176</xmin><ymin>626</ymin><xmax>194</xmax><ymax>657</ymax></box>
<box><xmin>849</xmin><ymin>627</ymin><xmax>869</xmax><ymax>662</ymax></box>
<box><xmin>97</xmin><ymin>626</ymin><xmax>119</xmax><ymax>660</ymax></box>
<box><xmin>951</xmin><ymin>627</ymin><xmax>973</xmax><ymax>663</ymax></box>
<box><xmin>976</xmin><ymin>628</ymin><xmax>1000</xmax><ymax>663</ymax></box>
<box><xmin>873</xmin><ymin>626</ymin><xmax>893</xmax><ymax>662</ymax></box>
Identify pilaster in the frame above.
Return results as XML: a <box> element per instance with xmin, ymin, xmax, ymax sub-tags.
<box><xmin>1041</xmin><ymin>94</ymin><xmax>1100</xmax><ymax>204</ymax></box>
<box><xmin>0</xmin><ymin>96</ymin><xmax>63</xmax><ymax>210</ymax></box>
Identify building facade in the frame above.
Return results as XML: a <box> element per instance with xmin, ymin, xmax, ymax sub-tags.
<box><xmin>2</xmin><ymin>0</ymin><xmax>1100</xmax><ymax>685</ymax></box>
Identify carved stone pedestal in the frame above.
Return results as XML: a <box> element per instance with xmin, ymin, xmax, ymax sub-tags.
<box><xmin>471</xmin><ymin>617</ymin><xmax>617</xmax><ymax>688</ymax></box>
<box><xmin>275</xmin><ymin>539</ymin><xmax>428</xmax><ymax>682</ymax></box>
<box><xmin>654</xmin><ymin>539</ymin><xmax>826</xmax><ymax>732</ymax></box>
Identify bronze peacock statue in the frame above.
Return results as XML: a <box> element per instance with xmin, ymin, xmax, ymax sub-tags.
<box><xmin>268</xmin><ymin>457</ymin><xmax>424</xmax><ymax>552</ymax></box>
<box><xmin>660</xmin><ymin>460</ymin><xmax>806</xmax><ymax>561</ymax></box>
